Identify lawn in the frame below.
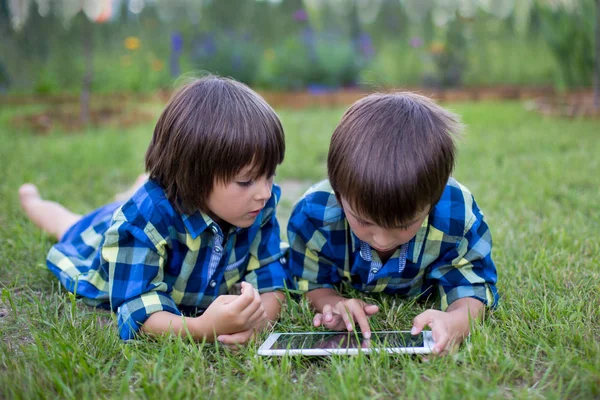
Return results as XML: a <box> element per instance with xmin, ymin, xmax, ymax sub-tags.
<box><xmin>0</xmin><ymin>100</ymin><xmax>599</xmax><ymax>399</ymax></box>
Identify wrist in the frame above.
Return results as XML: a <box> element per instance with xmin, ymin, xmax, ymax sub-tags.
<box><xmin>260</xmin><ymin>291</ymin><xmax>285</xmax><ymax>321</ymax></box>
<box><xmin>189</xmin><ymin>314</ymin><xmax>216</xmax><ymax>341</ymax></box>
<box><xmin>446</xmin><ymin>300</ymin><xmax>484</xmax><ymax>337</ymax></box>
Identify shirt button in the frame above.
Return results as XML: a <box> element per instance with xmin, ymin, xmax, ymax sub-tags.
<box><xmin>214</xmin><ymin>246</ymin><xmax>222</xmax><ymax>254</ymax></box>
<box><xmin>209</xmin><ymin>280</ymin><xmax>216</xmax><ymax>288</ymax></box>
<box><xmin>279</xmin><ymin>257</ymin><xmax>287</xmax><ymax>265</ymax></box>
<box><xmin>211</xmin><ymin>225</ymin><xmax>218</xmax><ymax>234</ymax></box>
<box><xmin>370</xmin><ymin>268</ymin><xmax>378</xmax><ymax>274</ymax></box>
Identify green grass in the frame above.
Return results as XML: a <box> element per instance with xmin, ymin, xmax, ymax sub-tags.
<box><xmin>1</xmin><ymin>101</ymin><xmax>599</xmax><ymax>399</ymax></box>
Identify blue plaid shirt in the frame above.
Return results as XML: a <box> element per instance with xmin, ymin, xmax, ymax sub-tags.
<box><xmin>287</xmin><ymin>178</ymin><xmax>498</xmax><ymax>310</ymax></box>
<box><xmin>47</xmin><ymin>180</ymin><xmax>289</xmax><ymax>340</ymax></box>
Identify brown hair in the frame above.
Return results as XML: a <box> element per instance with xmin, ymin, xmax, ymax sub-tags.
<box><xmin>145</xmin><ymin>75</ymin><xmax>285</xmax><ymax>214</ymax></box>
<box><xmin>328</xmin><ymin>92</ymin><xmax>462</xmax><ymax>228</ymax></box>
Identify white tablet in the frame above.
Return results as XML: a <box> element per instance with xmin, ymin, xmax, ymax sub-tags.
<box><xmin>257</xmin><ymin>330</ymin><xmax>434</xmax><ymax>356</ymax></box>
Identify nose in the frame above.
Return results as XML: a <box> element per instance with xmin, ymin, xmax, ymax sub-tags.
<box><xmin>254</xmin><ymin>177</ymin><xmax>272</xmax><ymax>201</ymax></box>
<box><xmin>371</xmin><ymin>230</ymin><xmax>395</xmax><ymax>250</ymax></box>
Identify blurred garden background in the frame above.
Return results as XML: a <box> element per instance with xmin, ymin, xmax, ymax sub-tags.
<box><xmin>1</xmin><ymin>0</ymin><xmax>599</xmax><ymax>399</ymax></box>
<box><xmin>1</xmin><ymin>0</ymin><xmax>598</xmax><ymax>95</ymax></box>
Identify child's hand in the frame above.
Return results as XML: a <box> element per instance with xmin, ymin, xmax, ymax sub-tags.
<box><xmin>313</xmin><ymin>298</ymin><xmax>379</xmax><ymax>338</ymax></box>
<box><xmin>216</xmin><ymin>327</ymin><xmax>256</xmax><ymax>346</ymax></box>
<box><xmin>411</xmin><ymin>298</ymin><xmax>484</xmax><ymax>356</ymax></box>
<box><xmin>216</xmin><ymin>290</ymin><xmax>287</xmax><ymax>346</ymax></box>
<box><xmin>410</xmin><ymin>310</ymin><xmax>464</xmax><ymax>356</ymax></box>
<box><xmin>199</xmin><ymin>282</ymin><xmax>268</xmax><ymax>336</ymax></box>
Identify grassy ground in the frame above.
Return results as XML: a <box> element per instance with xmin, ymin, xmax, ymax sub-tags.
<box><xmin>0</xmin><ymin>101</ymin><xmax>599</xmax><ymax>399</ymax></box>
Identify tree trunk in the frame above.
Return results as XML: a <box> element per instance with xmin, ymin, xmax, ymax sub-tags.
<box><xmin>594</xmin><ymin>0</ymin><xmax>600</xmax><ymax>110</ymax></box>
<box><xmin>80</xmin><ymin>19</ymin><xmax>93</xmax><ymax>126</ymax></box>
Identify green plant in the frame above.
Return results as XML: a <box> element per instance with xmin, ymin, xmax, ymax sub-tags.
<box><xmin>538</xmin><ymin>0</ymin><xmax>595</xmax><ymax>90</ymax></box>
<box><xmin>257</xmin><ymin>33</ymin><xmax>362</xmax><ymax>90</ymax></box>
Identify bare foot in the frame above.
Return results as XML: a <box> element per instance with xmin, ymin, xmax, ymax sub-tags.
<box><xmin>114</xmin><ymin>173</ymin><xmax>149</xmax><ymax>201</ymax></box>
<box><xmin>19</xmin><ymin>183</ymin><xmax>82</xmax><ymax>240</ymax></box>
<box><xmin>19</xmin><ymin>183</ymin><xmax>41</xmax><ymax>209</ymax></box>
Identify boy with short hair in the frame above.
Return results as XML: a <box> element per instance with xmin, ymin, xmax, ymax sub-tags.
<box><xmin>287</xmin><ymin>92</ymin><xmax>498</xmax><ymax>354</ymax></box>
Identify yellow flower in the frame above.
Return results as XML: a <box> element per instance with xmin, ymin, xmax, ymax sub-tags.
<box><xmin>430</xmin><ymin>41</ymin><xmax>445</xmax><ymax>54</ymax></box>
<box><xmin>124</xmin><ymin>37</ymin><xmax>141</xmax><ymax>50</ymax></box>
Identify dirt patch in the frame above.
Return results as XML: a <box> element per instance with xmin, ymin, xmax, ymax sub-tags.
<box><xmin>4</xmin><ymin>87</ymin><xmax>597</xmax><ymax>132</ymax></box>
<box><xmin>258</xmin><ymin>86</ymin><xmax>557</xmax><ymax>109</ymax></box>
<box><xmin>11</xmin><ymin>104</ymin><xmax>155</xmax><ymax>134</ymax></box>
<box><xmin>531</xmin><ymin>91</ymin><xmax>600</xmax><ymax>119</ymax></box>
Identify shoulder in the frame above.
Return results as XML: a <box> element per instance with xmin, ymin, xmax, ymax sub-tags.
<box><xmin>429</xmin><ymin>177</ymin><xmax>479</xmax><ymax>237</ymax></box>
<box><xmin>112</xmin><ymin>179</ymin><xmax>181</xmax><ymax>232</ymax></box>
<box><xmin>290</xmin><ymin>180</ymin><xmax>345</xmax><ymax>227</ymax></box>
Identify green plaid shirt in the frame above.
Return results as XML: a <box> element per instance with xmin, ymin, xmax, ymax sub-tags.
<box><xmin>287</xmin><ymin>179</ymin><xmax>498</xmax><ymax>310</ymax></box>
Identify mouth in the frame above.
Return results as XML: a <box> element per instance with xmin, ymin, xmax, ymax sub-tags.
<box><xmin>248</xmin><ymin>208</ymin><xmax>263</xmax><ymax>217</ymax></box>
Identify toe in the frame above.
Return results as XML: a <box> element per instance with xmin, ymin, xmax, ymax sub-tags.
<box><xmin>19</xmin><ymin>183</ymin><xmax>40</xmax><ymax>204</ymax></box>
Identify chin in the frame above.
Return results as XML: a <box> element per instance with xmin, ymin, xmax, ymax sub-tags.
<box><xmin>235</xmin><ymin>219</ymin><xmax>256</xmax><ymax>228</ymax></box>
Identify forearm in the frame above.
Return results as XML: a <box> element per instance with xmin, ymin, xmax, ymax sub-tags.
<box><xmin>305</xmin><ymin>288</ymin><xmax>346</xmax><ymax>313</ymax></box>
<box><xmin>141</xmin><ymin>311</ymin><xmax>215</xmax><ymax>341</ymax></box>
<box><xmin>445</xmin><ymin>297</ymin><xmax>485</xmax><ymax>337</ymax></box>
<box><xmin>260</xmin><ymin>291</ymin><xmax>286</xmax><ymax>323</ymax></box>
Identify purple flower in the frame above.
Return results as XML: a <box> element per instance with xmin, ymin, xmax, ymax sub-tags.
<box><xmin>409</xmin><ymin>36</ymin><xmax>423</xmax><ymax>49</ymax></box>
<box><xmin>357</xmin><ymin>32</ymin><xmax>375</xmax><ymax>58</ymax></box>
<box><xmin>171</xmin><ymin>32</ymin><xmax>183</xmax><ymax>53</ymax></box>
<box><xmin>293</xmin><ymin>9</ymin><xmax>308</xmax><ymax>22</ymax></box>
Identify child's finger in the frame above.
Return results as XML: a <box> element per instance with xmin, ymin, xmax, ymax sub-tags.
<box><xmin>364</xmin><ymin>304</ymin><xmax>379</xmax><ymax>316</ymax></box>
<box><xmin>230</xmin><ymin>282</ymin><xmax>256</xmax><ymax>311</ymax></box>
<box><xmin>339</xmin><ymin>306</ymin><xmax>354</xmax><ymax>332</ymax></box>
<box><xmin>322</xmin><ymin>304</ymin><xmax>334</xmax><ymax>322</ymax></box>
<box><xmin>313</xmin><ymin>313</ymin><xmax>324</xmax><ymax>327</ymax></box>
<box><xmin>323</xmin><ymin>315</ymin><xmax>344</xmax><ymax>330</ymax></box>
<box><xmin>432</xmin><ymin>332</ymin><xmax>449</xmax><ymax>355</ymax></box>
<box><xmin>350</xmin><ymin>305</ymin><xmax>371</xmax><ymax>339</ymax></box>
<box><xmin>217</xmin><ymin>329</ymin><xmax>253</xmax><ymax>345</ymax></box>
<box><xmin>247</xmin><ymin>305</ymin><xmax>267</xmax><ymax>327</ymax></box>
<box><xmin>411</xmin><ymin>309</ymin><xmax>436</xmax><ymax>335</ymax></box>
<box><xmin>239</xmin><ymin>281</ymin><xmax>256</xmax><ymax>296</ymax></box>
<box><xmin>239</xmin><ymin>291</ymin><xmax>262</xmax><ymax>320</ymax></box>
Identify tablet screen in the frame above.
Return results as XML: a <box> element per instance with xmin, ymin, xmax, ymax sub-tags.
<box><xmin>270</xmin><ymin>331</ymin><xmax>424</xmax><ymax>350</ymax></box>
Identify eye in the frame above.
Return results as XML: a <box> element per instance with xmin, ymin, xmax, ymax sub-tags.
<box><xmin>237</xmin><ymin>180</ymin><xmax>254</xmax><ymax>188</ymax></box>
<box><xmin>356</xmin><ymin>219</ymin><xmax>372</xmax><ymax>227</ymax></box>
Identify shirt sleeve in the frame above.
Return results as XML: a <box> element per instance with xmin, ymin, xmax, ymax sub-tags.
<box><xmin>426</xmin><ymin>198</ymin><xmax>499</xmax><ymax>310</ymax></box>
<box><xmin>243</xmin><ymin>186</ymin><xmax>293</xmax><ymax>293</ymax></box>
<box><xmin>101</xmin><ymin>217</ymin><xmax>180</xmax><ymax>340</ymax></box>
<box><xmin>286</xmin><ymin>200</ymin><xmax>341</xmax><ymax>292</ymax></box>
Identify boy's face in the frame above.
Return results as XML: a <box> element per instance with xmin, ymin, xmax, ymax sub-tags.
<box><xmin>340</xmin><ymin>197</ymin><xmax>429</xmax><ymax>253</ymax></box>
<box><xmin>206</xmin><ymin>165</ymin><xmax>274</xmax><ymax>228</ymax></box>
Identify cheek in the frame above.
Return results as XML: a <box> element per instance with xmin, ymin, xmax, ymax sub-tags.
<box><xmin>394</xmin><ymin>227</ymin><xmax>421</xmax><ymax>243</ymax></box>
<box><xmin>347</xmin><ymin>221</ymin><xmax>372</xmax><ymax>239</ymax></box>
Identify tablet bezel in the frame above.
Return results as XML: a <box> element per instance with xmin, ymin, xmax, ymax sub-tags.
<box><xmin>257</xmin><ymin>330</ymin><xmax>434</xmax><ymax>356</ymax></box>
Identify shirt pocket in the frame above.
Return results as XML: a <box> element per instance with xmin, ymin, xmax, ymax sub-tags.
<box><xmin>224</xmin><ymin>254</ymin><xmax>249</xmax><ymax>272</ymax></box>
<box><xmin>222</xmin><ymin>255</ymin><xmax>250</xmax><ymax>292</ymax></box>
